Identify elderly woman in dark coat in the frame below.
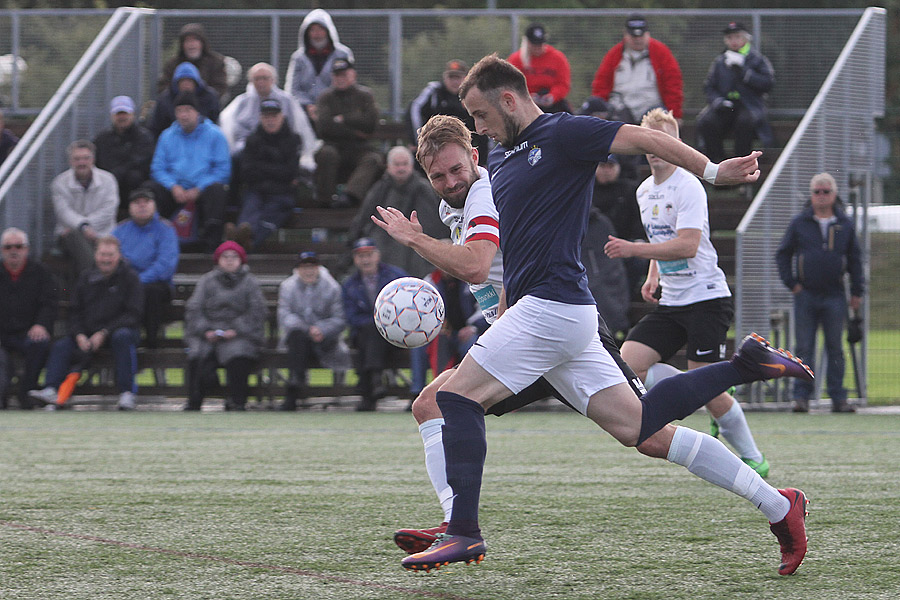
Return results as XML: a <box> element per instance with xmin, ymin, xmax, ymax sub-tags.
<box><xmin>184</xmin><ymin>241</ymin><xmax>265</xmax><ymax>410</ymax></box>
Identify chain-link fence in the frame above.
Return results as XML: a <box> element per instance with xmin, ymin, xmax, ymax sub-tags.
<box><xmin>736</xmin><ymin>7</ymin><xmax>887</xmax><ymax>406</ymax></box>
<box><xmin>0</xmin><ymin>7</ymin><xmax>867</xmax><ymax>119</ymax></box>
<box><xmin>0</xmin><ymin>7</ymin><xmax>893</xmax><ymax>404</ymax></box>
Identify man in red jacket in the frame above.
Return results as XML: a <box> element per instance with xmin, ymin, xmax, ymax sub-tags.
<box><xmin>508</xmin><ymin>23</ymin><xmax>572</xmax><ymax>113</ymax></box>
<box><xmin>591</xmin><ymin>14</ymin><xmax>683</xmax><ymax>124</ymax></box>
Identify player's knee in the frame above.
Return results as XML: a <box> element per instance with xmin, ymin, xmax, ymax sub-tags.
<box><xmin>411</xmin><ymin>386</ymin><xmax>442</xmax><ymax>424</ymax></box>
<box><xmin>635</xmin><ymin>436</ymin><xmax>668</xmax><ymax>459</ymax></box>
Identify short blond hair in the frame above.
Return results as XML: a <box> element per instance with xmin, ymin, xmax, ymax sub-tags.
<box><xmin>640</xmin><ymin>107</ymin><xmax>679</xmax><ymax>137</ymax></box>
<box><xmin>415</xmin><ymin>115</ymin><xmax>473</xmax><ymax>169</ymax></box>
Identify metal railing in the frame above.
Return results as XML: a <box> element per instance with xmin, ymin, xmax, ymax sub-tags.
<box><xmin>735</xmin><ymin>7</ymin><xmax>886</xmax><ymax>406</ymax></box>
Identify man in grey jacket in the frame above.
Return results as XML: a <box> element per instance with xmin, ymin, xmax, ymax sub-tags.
<box><xmin>51</xmin><ymin>140</ymin><xmax>119</xmax><ymax>275</ymax></box>
<box><xmin>277</xmin><ymin>251</ymin><xmax>350</xmax><ymax>410</ymax></box>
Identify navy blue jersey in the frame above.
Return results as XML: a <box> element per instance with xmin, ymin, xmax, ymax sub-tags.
<box><xmin>487</xmin><ymin>112</ymin><xmax>623</xmax><ymax>306</ymax></box>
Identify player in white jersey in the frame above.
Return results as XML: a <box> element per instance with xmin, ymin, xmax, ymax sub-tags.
<box><xmin>604</xmin><ymin>108</ymin><xmax>769</xmax><ymax>478</ymax></box>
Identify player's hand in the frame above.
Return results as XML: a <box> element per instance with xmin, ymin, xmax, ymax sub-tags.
<box><xmin>27</xmin><ymin>324</ymin><xmax>50</xmax><ymax>342</ymax></box>
<box><xmin>88</xmin><ymin>330</ymin><xmax>106</xmax><ymax>351</ymax></box>
<box><xmin>309</xmin><ymin>326</ymin><xmax>325</xmax><ymax>343</ymax></box>
<box><xmin>604</xmin><ymin>235</ymin><xmax>633</xmax><ymax>258</ymax></box>
<box><xmin>713</xmin><ymin>151</ymin><xmax>762</xmax><ymax>185</ymax></box>
<box><xmin>641</xmin><ymin>278</ymin><xmax>660</xmax><ymax>304</ymax></box>
<box><xmin>371</xmin><ymin>205</ymin><xmax>423</xmax><ymax>246</ymax></box>
<box><xmin>75</xmin><ymin>333</ymin><xmax>92</xmax><ymax>353</ymax></box>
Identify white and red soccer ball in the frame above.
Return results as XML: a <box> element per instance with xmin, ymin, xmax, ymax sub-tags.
<box><xmin>374</xmin><ymin>277</ymin><xmax>445</xmax><ymax>348</ymax></box>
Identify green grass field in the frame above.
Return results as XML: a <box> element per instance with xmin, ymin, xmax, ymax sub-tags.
<box><xmin>2</xmin><ymin>411</ymin><xmax>899</xmax><ymax>599</ymax></box>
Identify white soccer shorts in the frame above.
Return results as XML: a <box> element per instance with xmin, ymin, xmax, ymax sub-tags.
<box><xmin>467</xmin><ymin>295</ymin><xmax>627</xmax><ymax>415</ymax></box>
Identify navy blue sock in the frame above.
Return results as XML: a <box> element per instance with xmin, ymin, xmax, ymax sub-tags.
<box><xmin>436</xmin><ymin>390</ymin><xmax>486</xmax><ymax>540</ymax></box>
<box><xmin>637</xmin><ymin>362</ymin><xmax>744</xmax><ymax>445</ymax></box>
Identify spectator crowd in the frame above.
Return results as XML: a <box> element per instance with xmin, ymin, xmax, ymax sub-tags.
<box><xmin>0</xmin><ymin>11</ymin><xmax>861</xmax><ymax>414</ymax></box>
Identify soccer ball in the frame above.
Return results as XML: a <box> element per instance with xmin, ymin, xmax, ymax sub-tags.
<box><xmin>374</xmin><ymin>277</ymin><xmax>445</xmax><ymax>349</ymax></box>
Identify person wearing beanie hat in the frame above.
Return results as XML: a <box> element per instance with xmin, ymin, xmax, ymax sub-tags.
<box><xmin>183</xmin><ymin>239</ymin><xmax>265</xmax><ymax>411</ymax></box>
<box><xmin>277</xmin><ymin>249</ymin><xmax>351</xmax><ymax>410</ymax></box>
<box><xmin>696</xmin><ymin>20</ymin><xmax>775</xmax><ymax>163</ymax></box>
<box><xmin>149</xmin><ymin>61</ymin><xmax>221</xmax><ymax>138</ymax></box>
<box><xmin>213</xmin><ymin>240</ymin><xmax>247</xmax><ymax>264</ymax></box>
<box><xmin>93</xmin><ymin>96</ymin><xmax>155</xmax><ymax>218</ymax></box>
<box><xmin>507</xmin><ymin>23</ymin><xmax>573</xmax><ymax>113</ymax></box>
<box><xmin>149</xmin><ymin>73</ymin><xmax>231</xmax><ymax>252</ymax></box>
<box><xmin>591</xmin><ymin>14</ymin><xmax>683</xmax><ymax>123</ymax></box>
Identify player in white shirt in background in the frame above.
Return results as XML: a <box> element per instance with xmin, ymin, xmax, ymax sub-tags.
<box><xmin>604</xmin><ymin>107</ymin><xmax>769</xmax><ymax>477</ymax></box>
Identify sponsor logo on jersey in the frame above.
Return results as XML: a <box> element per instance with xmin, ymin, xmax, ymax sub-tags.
<box><xmin>527</xmin><ymin>145</ymin><xmax>542</xmax><ymax>166</ymax></box>
<box><xmin>504</xmin><ymin>140</ymin><xmax>530</xmax><ymax>158</ymax></box>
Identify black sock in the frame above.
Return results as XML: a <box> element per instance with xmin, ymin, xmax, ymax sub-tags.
<box><xmin>637</xmin><ymin>362</ymin><xmax>744</xmax><ymax>445</ymax></box>
<box><xmin>436</xmin><ymin>390</ymin><xmax>486</xmax><ymax>540</ymax></box>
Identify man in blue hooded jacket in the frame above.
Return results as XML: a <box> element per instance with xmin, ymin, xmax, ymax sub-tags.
<box><xmin>775</xmin><ymin>172</ymin><xmax>864</xmax><ymax>413</ymax></box>
<box><xmin>149</xmin><ymin>91</ymin><xmax>230</xmax><ymax>252</ymax></box>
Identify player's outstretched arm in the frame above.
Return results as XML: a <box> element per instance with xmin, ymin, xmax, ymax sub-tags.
<box><xmin>372</xmin><ymin>205</ymin><xmax>497</xmax><ymax>284</ymax></box>
<box><xmin>609</xmin><ymin>124</ymin><xmax>761</xmax><ymax>185</ymax></box>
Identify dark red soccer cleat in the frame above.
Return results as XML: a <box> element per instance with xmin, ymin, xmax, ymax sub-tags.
<box><xmin>401</xmin><ymin>533</ymin><xmax>486</xmax><ymax>572</ymax></box>
<box><xmin>393</xmin><ymin>522</ymin><xmax>448</xmax><ymax>554</ymax></box>
<box><xmin>769</xmin><ymin>488</ymin><xmax>809</xmax><ymax>575</ymax></box>
<box><xmin>731</xmin><ymin>333</ymin><xmax>814</xmax><ymax>383</ymax></box>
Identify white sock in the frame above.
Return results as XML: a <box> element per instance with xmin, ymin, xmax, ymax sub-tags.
<box><xmin>715</xmin><ymin>399</ymin><xmax>764</xmax><ymax>463</ymax></box>
<box><xmin>644</xmin><ymin>362</ymin><xmax>682</xmax><ymax>389</ymax></box>
<box><xmin>419</xmin><ymin>418</ymin><xmax>452</xmax><ymax>522</ymax></box>
<box><xmin>667</xmin><ymin>426</ymin><xmax>789</xmax><ymax>522</ymax></box>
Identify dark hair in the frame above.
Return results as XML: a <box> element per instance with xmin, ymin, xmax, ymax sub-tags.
<box><xmin>459</xmin><ymin>53</ymin><xmax>529</xmax><ymax>104</ymax></box>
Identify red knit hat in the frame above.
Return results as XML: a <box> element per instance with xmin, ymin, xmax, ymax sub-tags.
<box><xmin>213</xmin><ymin>240</ymin><xmax>247</xmax><ymax>264</ymax></box>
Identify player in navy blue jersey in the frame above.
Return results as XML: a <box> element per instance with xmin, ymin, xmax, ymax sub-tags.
<box><xmin>399</xmin><ymin>54</ymin><xmax>811</xmax><ymax>577</ymax></box>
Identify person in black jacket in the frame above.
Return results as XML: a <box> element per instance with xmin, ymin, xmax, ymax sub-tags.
<box><xmin>29</xmin><ymin>236</ymin><xmax>143</xmax><ymax>410</ymax></box>
<box><xmin>0</xmin><ymin>228</ymin><xmax>59</xmax><ymax>409</ymax></box>
<box><xmin>407</xmin><ymin>60</ymin><xmax>489</xmax><ymax>166</ymax></box>
<box><xmin>93</xmin><ymin>96</ymin><xmax>156</xmax><ymax>217</ymax></box>
<box><xmin>776</xmin><ymin>173</ymin><xmax>864</xmax><ymax>413</ymax></box>
<box><xmin>696</xmin><ymin>21</ymin><xmax>775</xmax><ymax>163</ymax></box>
<box><xmin>230</xmin><ymin>99</ymin><xmax>301</xmax><ymax>250</ymax></box>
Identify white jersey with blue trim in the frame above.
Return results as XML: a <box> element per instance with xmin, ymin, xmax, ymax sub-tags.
<box><xmin>636</xmin><ymin>166</ymin><xmax>731</xmax><ymax>306</ymax></box>
<box><xmin>438</xmin><ymin>166</ymin><xmax>504</xmax><ymax>323</ymax></box>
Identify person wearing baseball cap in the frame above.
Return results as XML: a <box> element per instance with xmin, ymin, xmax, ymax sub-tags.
<box><xmin>277</xmin><ymin>249</ymin><xmax>351</xmax><ymax>410</ymax></box>
<box><xmin>341</xmin><ymin>237</ymin><xmax>408</xmax><ymax>411</ymax></box>
<box><xmin>591</xmin><ymin>14</ymin><xmax>683</xmax><ymax>124</ymax></box>
<box><xmin>407</xmin><ymin>59</ymin><xmax>490</xmax><ymax>166</ymax></box>
<box><xmin>696</xmin><ymin>20</ymin><xmax>775</xmax><ymax>162</ymax></box>
<box><xmin>230</xmin><ymin>91</ymin><xmax>302</xmax><ymax>251</ymax></box>
<box><xmin>508</xmin><ymin>23</ymin><xmax>573</xmax><ymax>113</ymax></box>
<box><xmin>314</xmin><ymin>58</ymin><xmax>383</xmax><ymax>209</ymax></box>
<box><xmin>112</xmin><ymin>188</ymin><xmax>179</xmax><ymax>349</ymax></box>
<box><xmin>93</xmin><ymin>96</ymin><xmax>155</xmax><ymax>218</ymax></box>
<box><xmin>183</xmin><ymin>240</ymin><xmax>265</xmax><ymax>411</ymax></box>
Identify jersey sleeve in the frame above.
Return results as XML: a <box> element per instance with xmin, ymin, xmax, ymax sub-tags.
<box><xmin>463</xmin><ymin>175</ymin><xmax>500</xmax><ymax>247</ymax></box>
<box><xmin>556</xmin><ymin>113</ymin><xmax>624</xmax><ymax>163</ymax></box>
